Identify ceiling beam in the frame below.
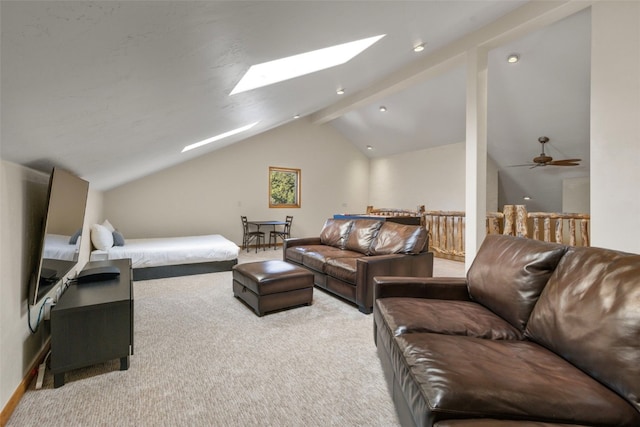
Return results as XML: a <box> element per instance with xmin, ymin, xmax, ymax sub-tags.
<box><xmin>310</xmin><ymin>0</ymin><xmax>592</xmax><ymax>125</ymax></box>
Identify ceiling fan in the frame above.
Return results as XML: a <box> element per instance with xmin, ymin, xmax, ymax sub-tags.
<box><xmin>511</xmin><ymin>136</ymin><xmax>581</xmax><ymax>168</ymax></box>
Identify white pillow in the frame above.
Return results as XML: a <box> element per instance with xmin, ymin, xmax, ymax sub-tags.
<box><xmin>102</xmin><ymin>219</ymin><xmax>116</xmax><ymax>232</ymax></box>
<box><xmin>91</xmin><ymin>224</ymin><xmax>114</xmax><ymax>250</ymax></box>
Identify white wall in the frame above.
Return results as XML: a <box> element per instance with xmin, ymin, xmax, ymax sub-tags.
<box><xmin>369</xmin><ymin>142</ymin><xmax>499</xmax><ymax>212</ymax></box>
<box><xmin>486</xmin><ymin>156</ymin><xmax>499</xmax><ymax>212</ymax></box>
<box><xmin>0</xmin><ymin>161</ymin><xmax>103</xmax><ymax>413</ymax></box>
<box><xmin>562</xmin><ymin>177</ymin><xmax>590</xmax><ymax>214</ymax></box>
<box><xmin>591</xmin><ymin>1</ymin><xmax>640</xmax><ymax>253</ymax></box>
<box><xmin>0</xmin><ymin>162</ymin><xmax>49</xmax><ymax>411</ymax></box>
<box><xmin>369</xmin><ymin>143</ymin><xmax>466</xmax><ymax>211</ymax></box>
<box><xmin>103</xmin><ymin>118</ymin><xmax>370</xmax><ymax>242</ymax></box>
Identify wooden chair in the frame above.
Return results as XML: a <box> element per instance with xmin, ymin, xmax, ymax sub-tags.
<box><xmin>269</xmin><ymin>216</ymin><xmax>293</xmax><ymax>249</ymax></box>
<box><xmin>241</xmin><ymin>216</ymin><xmax>265</xmax><ymax>253</ymax></box>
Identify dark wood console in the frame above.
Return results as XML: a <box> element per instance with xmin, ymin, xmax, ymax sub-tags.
<box><xmin>51</xmin><ymin>258</ymin><xmax>133</xmax><ymax>388</ymax></box>
<box><xmin>332</xmin><ymin>214</ymin><xmax>422</xmax><ymax>226</ymax></box>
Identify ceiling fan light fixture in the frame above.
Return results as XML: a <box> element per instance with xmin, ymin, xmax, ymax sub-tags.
<box><xmin>507</xmin><ymin>53</ymin><xmax>520</xmax><ymax>64</ymax></box>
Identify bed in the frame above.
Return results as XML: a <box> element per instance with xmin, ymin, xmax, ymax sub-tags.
<box><xmin>90</xmin><ymin>233</ymin><xmax>240</xmax><ymax>281</ymax></box>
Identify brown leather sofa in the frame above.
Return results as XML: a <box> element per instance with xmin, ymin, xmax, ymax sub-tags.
<box><xmin>284</xmin><ymin>218</ymin><xmax>433</xmax><ymax>314</ymax></box>
<box><xmin>374</xmin><ymin>234</ymin><xmax>640</xmax><ymax>427</ymax></box>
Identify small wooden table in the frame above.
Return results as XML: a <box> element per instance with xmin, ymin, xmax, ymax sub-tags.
<box><xmin>247</xmin><ymin>220</ymin><xmax>287</xmax><ymax>250</ymax></box>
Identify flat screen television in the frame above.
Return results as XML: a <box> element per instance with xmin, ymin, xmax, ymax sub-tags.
<box><xmin>28</xmin><ymin>168</ymin><xmax>89</xmax><ymax>306</ymax></box>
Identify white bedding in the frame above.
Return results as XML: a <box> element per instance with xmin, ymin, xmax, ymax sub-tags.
<box><xmin>90</xmin><ymin>234</ymin><xmax>240</xmax><ymax>269</ymax></box>
<box><xmin>44</xmin><ymin>234</ymin><xmax>80</xmax><ymax>261</ymax></box>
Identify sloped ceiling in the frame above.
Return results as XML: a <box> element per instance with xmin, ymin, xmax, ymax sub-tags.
<box><xmin>1</xmin><ymin>1</ymin><xmax>590</xmax><ymax>212</ymax></box>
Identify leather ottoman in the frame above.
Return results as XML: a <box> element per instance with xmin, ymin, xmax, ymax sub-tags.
<box><xmin>232</xmin><ymin>260</ymin><xmax>313</xmax><ymax>316</ymax></box>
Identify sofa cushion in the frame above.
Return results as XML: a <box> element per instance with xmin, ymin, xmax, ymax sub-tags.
<box><xmin>325</xmin><ymin>257</ymin><xmax>359</xmax><ymax>284</ymax></box>
<box><xmin>319</xmin><ymin>219</ymin><xmax>353</xmax><ymax>249</ymax></box>
<box><xmin>376</xmin><ymin>298</ymin><xmax>523</xmax><ymax>339</ymax></box>
<box><xmin>396</xmin><ymin>333</ymin><xmax>640</xmax><ymax>426</ymax></box>
<box><xmin>285</xmin><ymin>245</ymin><xmax>316</xmax><ymax>264</ymax></box>
<box><xmin>344</xmin><ymin>219</ymin><xmax>383</xmax><ymax>254</ymax></box>
<box><xmin>370</xmin><ymin>222</ymin><xmax>427</xmax><ymax>255</ymax></box>
<box><xmin>301</xmin><ymin>247</ymin><xmax>360</xmax><ymax>273</ymax></box>
<box><xmin>525</xmin><ymin>246</ymin><xmax>640</xmax><ymax>413</ymax></box>
<box><xmin>467</xmin><ymin>235</ymin><xmax>567</xmax><ymax>331</ymax></box>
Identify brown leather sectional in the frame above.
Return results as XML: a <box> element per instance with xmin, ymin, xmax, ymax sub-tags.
<box><xmin>373</xmin><ymin>234</ymin><xmax>640</xmax><ymax>426</ymax></box>
<box><xmin>284</xmin><ymin>218</ymin><xmax>434</xmax><ymax>313</ymax></box>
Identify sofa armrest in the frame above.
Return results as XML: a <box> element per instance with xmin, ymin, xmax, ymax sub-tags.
<box><xmin>355</xmin><ymin>252</ymin><xmax>436</xmax><ymax>313</ymax></box>
<box><xmin>374</xmin><ymin>276</ymin><xmax>471</xmax><ymax>301</ymax></box>
<box><xmin>355</xmin><ymin>255</ymin><xmax>405</xmax><ymax>313</ymax></box>
<box><xmin>283</xmin><ymin>237</ymin><xmax>322</xmax><ymax>250</ymax></box>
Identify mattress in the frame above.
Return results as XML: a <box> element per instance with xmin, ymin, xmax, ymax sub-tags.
<box><xmin>90</xmin><ymin>234</ymin><xmax>240</xmax><ymax>269</ymax></box>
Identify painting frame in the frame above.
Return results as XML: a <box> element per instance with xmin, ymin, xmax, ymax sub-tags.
<box><xmin>269</xmin><ymin>166</ymin><xmax>301</xmax><ymax>208</ymax></box>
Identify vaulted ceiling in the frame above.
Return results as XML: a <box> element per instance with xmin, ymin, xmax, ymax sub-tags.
<box><xmin>1</xmin><ymin>1</ymin><xmax>590</xmax><ymax>212</ymax></box>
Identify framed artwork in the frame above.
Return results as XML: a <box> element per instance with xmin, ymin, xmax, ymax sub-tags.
<box><xmin>269</xmin><ymin>166</ymin><xmax>301</xmax><ymax>208</ymax></box>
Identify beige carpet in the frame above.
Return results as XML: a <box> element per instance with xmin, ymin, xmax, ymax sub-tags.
<box><xmin>9</xmin><ymin>249</ymin><xmax>464</xmax><ymax>426</ymax></box>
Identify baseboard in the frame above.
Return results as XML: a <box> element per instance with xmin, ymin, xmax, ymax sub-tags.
<box><xmin>0</xmin><ymin>339</ymin><xmax>51</xmax><ymax>427</ymax></box>
<box><xmin>242</xmin><ymin>243</ymin><xmax>282</xmax><ymax>251</ymax></box>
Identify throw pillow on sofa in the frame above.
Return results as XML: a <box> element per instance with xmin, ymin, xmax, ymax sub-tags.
<box><xmin>525</xmin><ymin>246</ymin><xmax>640</xmax><ymax>413</ymax></box>
<box><xmin>319</xmin><ymin>219</ymin><xmax>353</xmax><ymax>249</ymax></box>
<box><xmin>344</xmin><ymin>219</ymin><xmax>382</xmax><ymax>254</ymax></box>
<box><xmin>369</xmin><ymin>222</ymin><xmax>427</xmax><ymax>255</ymax></box>
<box><xmin>466</xmin><ymin>234</ymin><xmax>567</xmax><ymax>331</ymax></box>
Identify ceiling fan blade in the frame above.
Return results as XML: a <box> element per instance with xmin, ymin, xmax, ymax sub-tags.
<box><xmin>548</xmin><ymin>159</ymin><xmax>581</xmax><ymax>166</ymax></box>
<box><xmin>553</xmin><ymin>158</ymin><xmax>581</xmax><ymax>163</ymax></box>
<box><xmin>506</xmin><ymin>163</ymin><xmax>536</xmax><ymax>167</ymax></box>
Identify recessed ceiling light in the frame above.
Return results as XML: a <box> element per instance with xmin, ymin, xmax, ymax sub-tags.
<box><xmin>523</xmin><ymin>196</ymin><xmax>531</xmax><ymax>200</ymax></box>
<box><xmin>230</xmin><ymin>34</ymin><xmax>385</xmax><ymax>95</ymax></box>
<box><xmin>379</xmin><ymin>106</ymin><xmax>387</xmax><ymax>112</ymax></box>
<box><xmin>181</xmin><ymin>122</ymin><xmax>259</xmax><ymax>153</ymax></box>
<box><xmin>336</xmin><ymin>88</ymin><xmax>345</xmax><ymax>95</ymax></box>
<box><xmin>366</xmin><ymin>145</ymin><xmax>373</xmax><ymax>150</ymax></box>
<box><xmin>507</xmin><ymin>54</ymin><xmax>520</xmax><ymax>64</ymax></box>
<box><xmin>293</xmin><ymin>114</ymin><xmax>300</xmax><ymax>119</ymax></box>
<box><xmin>413</xmin><ymin>43</ymin><xmax>425</xmax><ymax>53</ymax></box>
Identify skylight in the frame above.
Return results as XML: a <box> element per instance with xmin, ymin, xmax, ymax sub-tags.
<box><xmin>230</xmin><ymin>34</ymin><xmax>386</xmax><ymax>95</ymax></box>
<box><xmin>181</xmin><ymin>122</ymin><xmax>259</xmax><ymax>153</ymax></box>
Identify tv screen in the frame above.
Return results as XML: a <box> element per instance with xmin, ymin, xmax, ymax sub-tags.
<box><xmin>29</xmin><ymin>168</ymin><xmax>89</xmax><ymax>306</ymax></box>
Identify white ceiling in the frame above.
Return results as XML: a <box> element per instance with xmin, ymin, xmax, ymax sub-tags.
<box><xmin>1</xmin><ymin>1</ymin><xmax>590</xmax><ymax>212</ymax></box>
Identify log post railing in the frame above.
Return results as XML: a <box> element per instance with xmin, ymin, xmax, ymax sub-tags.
<box><xmin>424</xmin><ymin>211</ymin><xmax>466</xmax><ymax>261</ymax></box>
<box><xmin>424</xmin><ymin>205</ymin><xmax>590</xmax><ymax>261</ymax></box>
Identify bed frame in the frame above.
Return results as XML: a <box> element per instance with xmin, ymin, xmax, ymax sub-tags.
<box><xmin>132</xmin><ymin>259</ymin><xmax>238</xmax><ymax>281</ymax></box>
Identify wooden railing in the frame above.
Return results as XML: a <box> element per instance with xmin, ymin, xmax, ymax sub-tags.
<box><xmin>425</xmin><ymin>205</ymin><xmax>590</xmax><ymax>261</ymax></box>
<box><xmin>424</xmin><ymin>211</ymin><xmax>466</xmax><ymax>261</ymax></box>
<box><xmin>499</xmin><ymin>205</ymin><xmax>591</xmax><ymax>247</ymax></box>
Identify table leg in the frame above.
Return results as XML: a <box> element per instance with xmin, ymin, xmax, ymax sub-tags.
<box><xmin>120</xmin><ymin>355</ymin><xmax>130</xmax><ymax>370</ymax></box>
